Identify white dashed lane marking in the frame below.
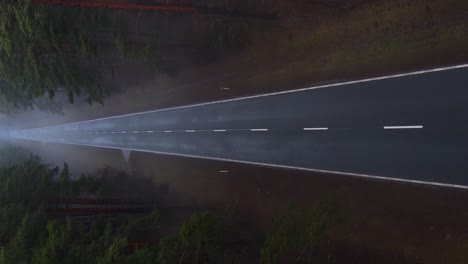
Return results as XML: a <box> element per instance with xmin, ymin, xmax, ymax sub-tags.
<box><xmin>18</xmin><ymin>125</ymin><xmax>426</xmax><ymax>136</ymax></box>
<box><xmin>384</xmin><ymin>125</ymin><xmax>423</xmax><ymax>130</ymax></box>
<box><xmin>304</xmin><ymin>127</ymin><xmax>328</xmax><ymax>131</ymax></box>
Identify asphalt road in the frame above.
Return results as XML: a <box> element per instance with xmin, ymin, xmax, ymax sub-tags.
<box><xmin>14</xmin><ymin>65</ymin><xmax>468</xmax><ymax>188</ymax></box>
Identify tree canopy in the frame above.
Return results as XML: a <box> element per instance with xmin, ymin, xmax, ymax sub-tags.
<box><xmin>0</xmin><ymin>152</ymin><xmax>338</xmax><ymax>263</ymax></box>
<box><xmin>0</xmin><ymin>0</ymin><xmax>107</xmax><ymax>110</ymax></box>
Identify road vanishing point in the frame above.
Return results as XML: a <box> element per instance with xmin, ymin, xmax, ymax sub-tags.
<box><xmin>13</xmin><ymin>64</ymin><xmax>468</xmax><ymax>189</ymax></box>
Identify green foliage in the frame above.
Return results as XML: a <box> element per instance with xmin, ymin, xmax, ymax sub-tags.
<box><xmin>1</xmin><ymin>208</ymin><xmax>48</xmax><ymax>264</ymax></box>
<box><xmin>260</xmin><ymin>206</ymin><xmax>308</xmax><ymax>264</ymax></box>
<box><xmin>0</xmin><ymin>157</ymin><xmax>162</xmax><ymax>264</ymax></box>
<box><xmin>0</xmin><ymin>155</ymin><xmax>53</xmax><ymax>207</ymax></box>
<box><xmin>32</xmin><ymin>220</ymin><xmax>130</xmax><ymax>264</ymax></box>
<box><xmin>260</xmin><ymin>200</ymin><xmax>340</xmax><ymax>264</ymax></box>
<box><xmin>157</xmin><ymin>238</ymin><xmax>182</xmax><ymax>264</ymax></box>
<box><xmin>157</xmin><ymin>211</ymin><xmax>228</xmax><ymax>264</ymax></box>
<box><xmin>32</xmin><ymin>220</ymin><xmax>73</xmax><ymax>264</ymax></box>
<box><xmin>0</xmin><ymin>145</ymin><xmax>28</xmax><ymax>167</ymax></box>
<box><xmin>179</xmin><ymin>212</ymin><xmax>225</xmax><ymax>253</ymax></box>
<box><xmin>0</xmin><ymin>0</ymin><xmax>108</xmax><ymax>109</ymax></box>
<box><xmin>59</xmin><ymin>162</ymin><xmax>72</xmax><ymax>198</ymax></box>
<box><xmin>0</xmin><ymin>157</ymin><xmax>164</xmax><ymax>264</ymax></box>
<box><xmin>96</xmin><ymin>236</ymin><xmax>127</xmax><ymax>264</ymax></box>
<box><xmin>114</xmin><ymin>32</ymin><xmax>126</xmax><ymax>59</ymax></box>
<box><xmin>0</xmin><ymin>204</ymin><xmax>27</xmax><ymax>242</ymax></box>
<box><xmin>307</xmin><ymin>199</ymin><xmax>340</xmax><ymax>247</ymax></box>
<box><xmin>125</xmin><ymin>210</ymin><xmax>160</xmax><ymax>236</ymax></box>
<box><xmin>0</xmin><ymin>157</ymin><xmax>340</xmax><ymax>263</ymax></box>
<box><xmin>74</xmin><ymin>174</ymin><xmax>101</xmax><ymax>194</ymax></box>
<box><xmin>135</xmin><ymin>43</ymin><xmax>159</xmax><ymax>69</ymax></box>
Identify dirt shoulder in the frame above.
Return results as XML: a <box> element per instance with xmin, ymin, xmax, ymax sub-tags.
<box><xmin>130</xmin><ymin>152</ymin><xmax>468</xmax><ymax>264</ymax></box>
<box><xmin>215</xmin><ymin>0</ymin><xmax>468</xmax><ymax>98</ymax></box>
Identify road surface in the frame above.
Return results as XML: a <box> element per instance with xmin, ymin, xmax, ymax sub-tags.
<box><xmin>14</xmin><ymin>64</ymin><xmax>468</xmax><ymax>188</ymax></box>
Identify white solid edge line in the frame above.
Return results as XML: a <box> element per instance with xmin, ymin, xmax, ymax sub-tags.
<box><xmin>304</xmin><ymin>127</ymin><xmax>328</xmax><ymax>131</ymax></box>
<box><xmin>384</xmin><ymin>125</ymin><xmax>424</xmax><ymax>130</ymax></box>
<box><xmin>251</xmin><ymin>129</ymin><xmax>268</xmax><ymax>132</ymax></box>
<box><xmin>20</xmin><ymin>63</ymin><xmax>468</xmax><ymax>132</ymax></box>
<box><xmin>14</xmin><ymin>137</ymin><xmax>468</xmax><ymax>190</ymax></box>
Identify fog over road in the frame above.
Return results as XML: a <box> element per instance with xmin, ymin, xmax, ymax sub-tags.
<box><xmin>14</xmin><ymin>64</ymin><xmax>468</xmax><ymax>188</ymax></box>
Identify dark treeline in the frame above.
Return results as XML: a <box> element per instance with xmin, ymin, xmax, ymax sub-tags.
<box><xmin>0</xmin><ymin>0</ymin><xmax>252</xmax><ymax>112</ymax></box>
<box><xmin>0</xmin><ymin>0</ymin><xmax>113</xmax><ymax>109</ymax></box>
<box><xmin>0</xmin><ymin>153</ymin><xmax>339</xmax><ymax>263</ymax></box>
